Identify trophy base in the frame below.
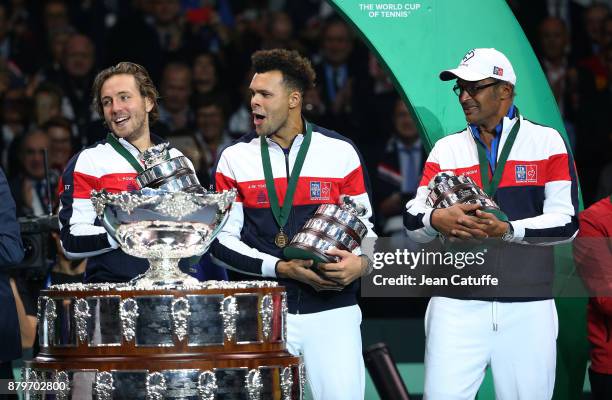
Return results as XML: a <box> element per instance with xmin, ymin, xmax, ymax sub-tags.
<box><xmin>129</xmin><ymin>258</ymin><xmax>200</xmax><ymax>289</ymax></box>
<box><xmin>479</xmin><ymin>208</ymin><xmax>509</xmax><ymax>222</ymax></box>
<box><xmin>283</xmin><ymin>244</ymin><xmax>337</xmax><ymax>264</ymax></box>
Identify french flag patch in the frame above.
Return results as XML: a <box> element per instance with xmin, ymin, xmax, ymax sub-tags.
<box><xmin>515</xmin><ymin>165</ymin><xmax>537</xmax><ymax>183</ymax></box>
<box><xmin>310</xmin><ymin>181</ymin><xmax>331</xmax><ymax>200</ymax></box>
<box><xmin>493</xmin><ymin>66</ymin><xmax>504</xmax><ymax>76</ymax></box>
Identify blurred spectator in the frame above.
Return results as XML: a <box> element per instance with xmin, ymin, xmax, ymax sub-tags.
<box><xmin>159</xmin><ymin>61</ymin><xmax>194</xmax><ymax>130</ymax></box>
<box><xmin>43</xmin><ymin>34</ymin><xmax>99</xmax><ymax>145</ymax></box>
<box><xmin>0</xmin><ymin>2</ymin><xmax>36</xmax><ymax>75</ymax></box>
<box><xmin>302</xmin><ymin>85</ymin><xmax>326</xmax><ymax>123</ymax></box>
<box><xmin>9</xmin><ymin>129</ymin><xmax>57</xmax><ymax>217</ymax></box>
<box><xmin>228</xmin><ymin>68</ymin><xmax>254</xmax><ymax>137</ymax></box>
<box><xmin>106</xmin><ymin>1</ymin><xmax>164</xmax><ymax>83</ymax></box>
<box><xmin>150</xmin><ymin>0</ymin><xmax>190</xmax><ymax>60</ymax></box>
<box><xmin>314</xmin><ymin>17</ymin><xmax>366</xmax><ymax>136</ymax></box>
<box><xmin>353</xmin><ymin>52</ymin><xmax>397</xmax><ymax>160</ymax></box>
<box><xmin>285</xmin><ymin>0</ymin><xmax>334</xmax><ymax>52</ymax></box>
<box><xmin>41</xmin><ymin>0</ymin><xmax>72</xmax><ymax>48</ymax></box>
<box><xmin>576</xmin><ymin>44</ymin><xmax>612</xmax><ymax>205</ymax></box>
<box><xmin>374</xmin><ymin>98</ymin><xmax>424</xmax><ymax>236</ymax></box>
<box><xmin>41</xmin><ymin>116</ymin><xmax>74</xmax><ymax>176</ymax></box>
<box><xmin>261</xmin><ymin>11</ymin><xmax>305</xmax><ymax>54</ymax></box>
<box><xmin>193</xmin><ymin>96</ymin><xmax>233</xmax><ymax>186</ymax></box>
<box><xmin>26</xmin><ymin>26</ymin><xmax>75</xmax><ymax>96</ymax></box>
<box><xmin>577</xmin><ymin>4</ymin><xmax>610</xmax><ymax>91</ymax></box>
<box><xmin>31</xmin><ymin>82</ymin><xmax>63</xmax><ymax>127</ymax></box>
<box><xmin>538</xmin><ymin>17</ymin><xmax>580</xmax><ymax>150</ymax></box>
<box><xmin>182</xmin><ymin>1</ymin><xmax>232</xmax><ymax>57</ymax></box>
<box><xmin>1</xmin><ymin>86</ymin><xmax>29</xmax><ymax>176</ymax></box>
<box><xmin>508</xmin><ymin>0</ymin><xmax>585</xmax><ymax>50</ymax></box>
<box><xmin>191</xmin><ymin>52</ymin><xmax>230</xmax><ymax>106</ymax></box>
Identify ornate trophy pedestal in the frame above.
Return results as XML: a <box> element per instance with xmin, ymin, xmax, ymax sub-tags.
<box><xmin>26</xmin><ymin>282</ymin><xmax>304</xmax><ymax>399</ymax></box>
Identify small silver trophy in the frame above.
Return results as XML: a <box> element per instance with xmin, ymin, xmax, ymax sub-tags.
<box><xmin>91</xmin><ymin>143</ymin><xmax>236</xmax><ymax>288</ymax></box>
<box><xmin>426</xmin><ymin>171</ymin><xmax>505</xmax><ymax>218</ymax></box>
<box><xmin>284</xmin><ymin>196</ymin><xmax>368</xmax><ymax>263</ymax></box>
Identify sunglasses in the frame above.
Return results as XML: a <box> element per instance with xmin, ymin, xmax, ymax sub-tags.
<box><xmin>453</xmin><ymin>81</ymin><xmax>500</xmax><ymax>97</ymax></box>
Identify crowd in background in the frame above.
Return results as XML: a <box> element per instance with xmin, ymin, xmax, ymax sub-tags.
<box><xmin>0</xmin><ymin>0</ymin><xmax>610</xmax><ymax>248</ymax></box>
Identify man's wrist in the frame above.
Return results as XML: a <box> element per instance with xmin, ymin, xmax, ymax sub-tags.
<box><xmin>360</xmin><ymin>255</ymin><xmax>373</xmax><ymax>276</ymax></box>
<box><xmin>501</xmin><ymin>222</ymin><xmax>514</xmax><ymax>241</ymax></box>
<box><xmin>275</xmin><ymin>260</ymin><xmax>284</xmax><ymax>277</ymax></box>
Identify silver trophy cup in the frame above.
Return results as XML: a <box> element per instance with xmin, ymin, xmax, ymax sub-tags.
<box><xmin>91</xmin><ymin>142</ymin><xmax>236</xmax><ymax>288</ymax></box>
<box><xmin>426</xmin><ymin>171</ymin><xmax>506</xmax><ymax>219</ymax></box>
<box><xmin>284</xmin><ymin>196</ymin><xmax>368</xmax><ymax>263</ymax></box>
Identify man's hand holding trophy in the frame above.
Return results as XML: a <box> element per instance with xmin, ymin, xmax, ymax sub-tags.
<box><xmin>426</xmin><ymin>171</ymin><xmax>514</xmax><ymax>242</ymax></box>
<box><xmin>278</xmin><ymin>196</ymin><xmax>373</xmax><ymax>291</ymax></box>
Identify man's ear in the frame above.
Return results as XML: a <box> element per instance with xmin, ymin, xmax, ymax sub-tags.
<box><xmin>145</xmin><ymin>97</ymin><xmax>154</xmax><ymax>113</ymax></box>
<box><xmin>288</xmin><ymin>91</ymin><xmax>301</xmax><ymax>110</ymax></box>
<box><xmin>499</xmin><ymin>83</ymin><xmax>513</xmax><ymax>100</ymax></box>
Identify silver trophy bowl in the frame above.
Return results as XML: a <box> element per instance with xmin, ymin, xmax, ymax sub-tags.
<box><xmin>91</xmin><ymin>188</ymin><xmax>236</xmax><ymax>288</ymax></box>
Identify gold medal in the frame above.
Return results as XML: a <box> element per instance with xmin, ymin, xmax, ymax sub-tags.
<box><xmin>275</xmin><ymin>230</ymin><xmax>289</xmax><ymax>248</ymax></box>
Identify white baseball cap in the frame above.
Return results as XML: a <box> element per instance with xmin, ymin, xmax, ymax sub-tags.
<box><xmin>439</xmin><ymin>48</ymin><xmax>516</xmax><ymax>85</ymax></box>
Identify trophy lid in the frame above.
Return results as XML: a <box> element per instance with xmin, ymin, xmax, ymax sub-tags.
<box><xmin>140</xmin><ymin>143</ymin><xmax>171</xmax><ymax>169</ymax></box>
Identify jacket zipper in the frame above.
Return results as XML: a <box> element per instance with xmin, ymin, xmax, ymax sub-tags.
<box><xmin>283</xmin><ymin>149</ymin><xmax>302</xmax><ymax>314</ymax></box>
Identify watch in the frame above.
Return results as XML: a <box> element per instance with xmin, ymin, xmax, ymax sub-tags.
<box><xmin>501</xmin><ymin>222</ymin><xmax>514</xmax><ymax>242</ymax></box>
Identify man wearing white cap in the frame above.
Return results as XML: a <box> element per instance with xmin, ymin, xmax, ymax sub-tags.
<box><xmin>405</xmin><ymin>48</ymin><xmax>579</xmax><ymax>399</ymax></box>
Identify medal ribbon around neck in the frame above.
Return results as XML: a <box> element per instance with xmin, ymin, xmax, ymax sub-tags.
<box><xmin>106</xmin><ymin>133</ymin><xmax>145</xmax><ymax>173</ymax></box>
<box><xmin>476</xmin><ymin>109</ymin><xmax>521</xmax><ymax>198</ymax></box>
<box><xmin>260</xmin><ymin>121</ymin><xmax>313</xmax><ymax>247</ymax></box>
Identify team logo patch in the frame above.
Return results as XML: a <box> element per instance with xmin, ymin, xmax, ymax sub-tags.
<box><xmin>310</xmin><ymin>181</ymin><xmax>331</xmax><ymax>200</ymax></box>
<box><xmin>515</xmin><ymin>165</ymin><xmax>537</xmax><ymax>183</ymax></box>
<box><xmin>493</xmin><ymin>66</ymin><xmax>504</xmax><ymax>76</ymax></box>
<box><xmin>256</xmin><ymin>190</ymin><xmax>268</xmax><ymax>204</ymax></box>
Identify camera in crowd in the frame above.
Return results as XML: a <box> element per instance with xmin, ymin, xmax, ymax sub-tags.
<box><xmin>11</xmin><ymin>214</ymin><xmax>59</xmax><ymax>280</ymax></box>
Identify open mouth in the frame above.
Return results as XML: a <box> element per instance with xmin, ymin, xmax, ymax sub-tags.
<box><xmin>253</xmin><ymin>112</ymin><xmax>266</xmax><ymax>126</ymax></box>
<box><xmin>114</xmin><ymin>116</ymin><xmax>130</xmax><ymax>127</ymax></box>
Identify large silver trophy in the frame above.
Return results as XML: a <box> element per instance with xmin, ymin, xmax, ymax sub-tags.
<box><xmin>284</xmin><ymin>196</ymin><xmax>368</xmax><ymax>263</ymax></box>
<box><xmin>426</xmin><ymin>171</ymin><xmax>507</xmax><ymax>221</ymax></box>
<box><xmin>91</xmin><ymin>143</ymin><xmax>236</xmax><ymax>288</ymax></box>
<box><xmin>26</xmin><ymin>143</ymin><xmax>305</xmax><ymax>400</ymax></box>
